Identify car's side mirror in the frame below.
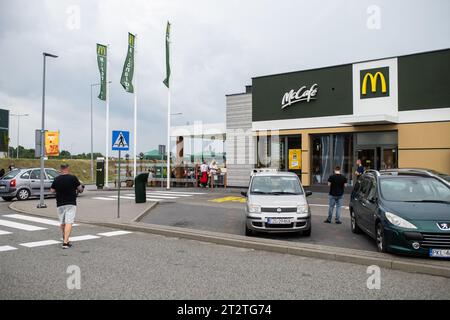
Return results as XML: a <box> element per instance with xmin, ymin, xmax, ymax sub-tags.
<box><xmin>241</xmin><ymin>191</ymin><xmax>248</xmax><ymax>197</ymax></box>
<box><xmin>305</xmin><ymin>190</ymin><xmax>313</xmax><ymax>197</ymax></box>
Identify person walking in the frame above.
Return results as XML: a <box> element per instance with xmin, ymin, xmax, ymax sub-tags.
<box><xmin>324</xmin><ymin>166</ymin><xmax>347</xmax><ymax>224</ymax></box>
<box><xmin>209</xmin><ymin>159</ymin><xmax>218</xmax><ymax>189</ymax></box>
<box><xmin>355</xmin><ymin>159</ymin><xmax>364</xmax><ymax>180</ymax></box>
<box><xmin>50</xmin><ymin>163</ymin><xmax>84</xmax><ymax>249</ymax></box>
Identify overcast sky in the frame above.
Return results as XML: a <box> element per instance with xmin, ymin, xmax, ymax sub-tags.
<box><xmin>0</xmin><ymin>0</ymin><xmax>449</xmax><ymax>156</ymax></box>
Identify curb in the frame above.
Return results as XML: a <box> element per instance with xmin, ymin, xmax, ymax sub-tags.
<box><xmin>132</xmin><ymin>202</ymin><xmax>158</xmax><ymax>222</ymax></box>
<box><xmin>8</xmin><ymin>203</ymin><xmax>450</xmax><ymax>279</ymax></box>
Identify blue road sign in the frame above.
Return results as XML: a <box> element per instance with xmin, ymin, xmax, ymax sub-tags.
<box><xmin>112</xmin><ymin>130</ymin><xmax>130</xmax><ymax>151</ymax></box>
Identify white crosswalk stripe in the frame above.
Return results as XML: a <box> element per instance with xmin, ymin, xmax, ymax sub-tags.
<box><xmin>0</xmin><ymin>230</ymin><xmax>12</xmax><ymax>235</ymax></box>
<box><xmin>20</xmin><ymin>240</ymin><xmax>61</xmax><ymax>248</ymax></box>
<box><xmin>91</xmin><ymin>190</ymin><xmax>205</xmax><ymax>201</ymax></box>
<box><xmin>0</xmin><ymin>245</ymin><xmax>17</xmax><ymax>252</ymax></box>
<box><xmin>69</xmin><ymin>235</ymin><xmax>101</xmax><ymax>242</ymax></box>
<box><xmin>97</xmin><ymin>231</ymin><xmax>132</xmax><ymax>237</ymax></box>
<box><xmin>3</xmin><ymin>214</ymin><xmax>79</xmax><ymax>227</ymax></box>
<box><xmin>0</xmin><ymin>219</ymin><xmax>47</xmax><ymax>231</ymax></box>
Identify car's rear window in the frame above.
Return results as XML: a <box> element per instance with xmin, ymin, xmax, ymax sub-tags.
<box><xmin>2</xmin><ymin>169</ymin><xmax>21</xmax><ymax>180</ymax></box>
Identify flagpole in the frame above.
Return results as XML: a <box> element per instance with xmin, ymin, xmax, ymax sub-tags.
<box><xmin>133</xmin><ymin>34</ymin><xmax>138</xmax><ymax>179</ymax></box>
<box><xmin>105</xmin><ymin>44</ymin><xmax>110</xmax><ymax>188</ymax></box>
<box><xmin>167</xmin><ymin>86</ymin><xmax>171</xmax><ymax>190</ymax></box>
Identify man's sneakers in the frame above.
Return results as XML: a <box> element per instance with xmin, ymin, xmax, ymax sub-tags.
<box><xmin>323</xmin><ymin>219</ymin><xmax>342</xmax><ymax>224</ymax></box>
<box><xmin>323</xmin><ymin>219</ymin><xmax>331</xmax><ymax>223</ymax></box>
<box><xmin>335</xmin><ymin>220</ymin><xmax>342</xmax><ymax>224</ymax></box>
<box><xmin>62</xmin><ymin>242</ymin><xmax>73</xmax><ymax>249</ymax></box>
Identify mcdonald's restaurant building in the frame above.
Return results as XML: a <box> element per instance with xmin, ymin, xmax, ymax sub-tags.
<box><xmin>225</xmin><ymin>49</ymin><xmax>450</xmax><ymax>187</ymax></box>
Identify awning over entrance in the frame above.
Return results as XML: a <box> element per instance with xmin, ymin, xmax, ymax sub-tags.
<box><xmin>340</xmin><ymin>114</ymin><xmax>399</xmax><ymax>126</ymax></box>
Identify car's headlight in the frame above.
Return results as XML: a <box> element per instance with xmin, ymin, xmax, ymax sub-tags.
<box><xmin>247</xmin><ymin>204</ymin><xmax>261</xmax><ymax>213</ymax></box>
<box><xmin>385</xmin><ymin>212</ymin><xmax>417</xmax><ymax>229</ymax></box>
<box><xmin>297</xmin><ymin>204</ymin><xmax>309</xmax><ymax>216</ymax></box>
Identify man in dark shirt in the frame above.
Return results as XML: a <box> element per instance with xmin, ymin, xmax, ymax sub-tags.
<box><xmin>325</xmin><ymin>166</ymin><xmax>347</xmax><ymax>224</ymax></box>
<box><xmin>51</xmin><ymin>164</ymin><xmax>83</xmax><ymax>249</ymax></box>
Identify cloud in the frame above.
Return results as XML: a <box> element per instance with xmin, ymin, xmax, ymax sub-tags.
<box><xmin>0</xmin><ymin>0</ymin><xmax>449</xmax><ymax>156</ymax></box>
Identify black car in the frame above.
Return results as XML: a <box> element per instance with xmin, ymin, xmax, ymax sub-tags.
<box><xmin>349</xmin><ymin>169</ymin><xmax>450</xmax><ymax>258</ymax></box>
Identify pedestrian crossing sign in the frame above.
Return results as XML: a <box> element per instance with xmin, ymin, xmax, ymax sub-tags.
<box><xmin>112</xmin><ymin>130</ymin><xmax>130</xmax><ymax>151</ymax></box>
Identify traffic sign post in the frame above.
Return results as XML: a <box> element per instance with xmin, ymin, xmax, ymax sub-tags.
<box><xmin>112</xmin><ymin>130</ymin><xmax>130</xmax><ymax>219</ymax></box>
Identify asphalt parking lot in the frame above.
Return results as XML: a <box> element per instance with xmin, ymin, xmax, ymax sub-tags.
<box><xmin>141</xmin><ymin>189</ymin><xmax>378</xmax><ymax>252</ymax></box>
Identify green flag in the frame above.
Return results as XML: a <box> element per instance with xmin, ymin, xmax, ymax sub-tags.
<box><xmin>120</xmin><ymin>33</ymin><xmax>135</xmax><ymax>93</ymax></box>
<box><xmin>96</xmin><ymin>43</ymin><xmax>107</xmax><ymax>100</ymax></box>
<box><xmin>163</xmin><ymin>21</ymin><xmax>171</xmax><ymax>88</ymax></box>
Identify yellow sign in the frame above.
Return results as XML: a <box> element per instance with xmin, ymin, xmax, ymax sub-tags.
<box><xmin>361</xmin><ymin>71</ymin><xmax>387</xmax><ymax>95</ymax></box>
<box><xmin>45</xmin><ymin>131</ymin><xmax>60</xmax><ymax>157</ymax></box>
<box><xmin>288</xmin><ymin>149</ymin><xmax>301</xmax><ymax>170</ymax></box>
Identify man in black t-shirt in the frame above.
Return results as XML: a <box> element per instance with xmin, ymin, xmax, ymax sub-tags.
<box><xmin>325</xmin><ymin>166</ymin><xmax>347</xmax><ymax>224</ymax></box>
<box><xmin>50</xmin><ymin>164</ymin><xmax>83</xmax><ymax>249</ymax></box>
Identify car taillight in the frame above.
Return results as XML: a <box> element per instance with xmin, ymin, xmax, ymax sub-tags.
<box><xmin>10</xmin><ymin>179</ymin><xmax>16</xmax><ymax>187</ymax></box>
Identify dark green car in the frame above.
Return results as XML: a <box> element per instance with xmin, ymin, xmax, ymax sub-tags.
<box><xmin>349</xmin><ymin>169</ymin><xmax>450</xmax><ymax>258</ymax></box>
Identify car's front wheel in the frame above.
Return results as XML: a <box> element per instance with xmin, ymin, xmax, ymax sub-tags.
<box><xmin>302</xmin><ymin>226</ymin><xmax>311</xmax><ymax>237</ymax></box>
<box><xmin>245</xmin><ymin>225</ymin><xmax>254</xmax><ymax>236</ymax></box>
<box><xmin>376</xmin><ymin>223</ymin><xmax>387</xmax><ymax>253</ymax></box>
<box><xmin>16</xmin><ymin>189</ymin><xmax>30</xmax><ymax>201</ymax></box>
<box><xmin>350</xmin><ymin>210</ymin><xmax>362</xmax><ymax>234</ymax></box>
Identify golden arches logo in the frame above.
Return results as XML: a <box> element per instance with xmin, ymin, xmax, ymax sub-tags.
<box><xmin>97</xmin><ymin>44</ymin><xmax>107</xmax><ymax>56</ymax></box>
<box><xmin>361</xmin><ymin>71</ymin><xmax>387</xmax><ymax>95</ymax></box>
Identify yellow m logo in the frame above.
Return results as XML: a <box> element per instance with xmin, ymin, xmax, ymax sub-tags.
<box><xmin>97</xmin><ymin>44</ymin><xmax>106</xmax><ymax>56</ymax></box>
<box><xmin>362</xmin><ymin>71</ymin><xmax>387</xmax><ymax>95</ymax></box>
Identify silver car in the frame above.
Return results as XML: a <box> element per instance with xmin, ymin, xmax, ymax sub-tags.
<box><xmin>0</xmin><ymin>168</ymin><xmax>60</xmax><ymax>201</ymax></box>
<box><xmin>241</xmin><ymin>171</ymin><xmax>312</xmax><ymax>236</ymax></box>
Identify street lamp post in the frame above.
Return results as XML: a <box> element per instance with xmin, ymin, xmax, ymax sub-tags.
<box><xmin>10</xmin><ymin>113</ymin><xmax>29</xmax><ymax>158</ymax></box>
<box><xmin>38</xmin><ymin>52</ymin><xmax>58</xmax><ymax>209</ymax></box>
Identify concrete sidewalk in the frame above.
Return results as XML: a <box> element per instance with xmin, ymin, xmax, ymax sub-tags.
<box><xmin>10</xmin><ymin>195</ymin><xmax>156</xmax><ymax>224</ymax></box>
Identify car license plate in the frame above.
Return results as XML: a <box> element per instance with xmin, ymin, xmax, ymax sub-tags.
<box><xmin>267</xmin><ymin>218</ymin><xmax>292</xmax><ymax>224</ymax></box>
<box><xmin>429</xmin><ymin>249</ymin><xmax>450</xmax><ymax>258</ymax></box>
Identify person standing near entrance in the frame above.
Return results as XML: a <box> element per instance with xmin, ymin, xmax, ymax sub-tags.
<box><xmin>324</xmin><ymin>166</ymin><xmax>347</xmax><ymax>224</ymax></box>
<box><xmin>199</xmin><ymin>160</ymin><xmax>209</xmax><ymax>188</ymax></box>
<box><xmin>50</xmin><ymin>164</ymin><xmax>83</xmax><ymax>249</ymax></box>
<box><xmin>355</xmin><ymin>159</ymin><xmax>364</xmax><ymax>180</ymax></box>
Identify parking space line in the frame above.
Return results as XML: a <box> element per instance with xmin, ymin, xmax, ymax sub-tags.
<box><xmin>0</xmin><ymin>219</ymin><xmax>47</xmax><ymax>231</ymax></box>
<box><xmin>69</xmin><ymin>235</ymin><xmax>101</xmax><ymax>242</ymax></box>
<box><xmin>97</xmin><ymin>231</ymin><xmax>133</xmax><ymax>237</ymax></box>
<box><xmin>0</xmin><ymin>245</ymin><xmax>17</xmax><ymax>252</ymax></box>
<box><xmin>20</xmin><ymin>240</ymin><xmax>61</xmax><ymax>248</ymax></box>
<box><xmin>3</xmin><ymin>214</ymin><xmax>79</xmax><ymax>227</ymax></box>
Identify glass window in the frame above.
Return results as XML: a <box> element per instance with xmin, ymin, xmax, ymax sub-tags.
<box><xmin>250</xmin><ymin>175</ymin><xmax>303</xmax><ymax>195</ymax></box>
<box><xmin>20</xmin><ymin>171</ymin><xmax>31</xmax><ymax>179</ymax></box>
<box><xmin>380</xmin><ymin>177</ymin><xmax>450</xmax><ymax>202</ymax></box>
<box><xmin>2</xmin><ymin>169</ymin><xmax>21</xmax><ymax>180</ymax></box>
<box><xmin>30</xmin><ymin>170</ymin><xmax>43</xmax><ymax>180</ymax></box>
<box><xmin>45</xmin><ymin>169</ymin><xmax>59</xmax><ymax>180</ymax></box>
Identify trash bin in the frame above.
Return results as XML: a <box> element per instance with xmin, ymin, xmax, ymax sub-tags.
<box><xmin>96</xmin><ymin>157</ymin><xmax>105</xmax><ymax>189</ymax></box>
<box><xmin>134</xmin><ymin>172</ymin><xmax>149</xmax><ymax>203</ymax></box>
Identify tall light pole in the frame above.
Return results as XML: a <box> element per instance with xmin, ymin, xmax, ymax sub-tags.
<box><xmin>38</xmin><ymin>52</ymin><xmax>58</xmax><ymax>209</ymax></box>
<box><xmin>10</xmin><ymin>113</ymin><xmax>29</xmax><ymax>158</ymax></box>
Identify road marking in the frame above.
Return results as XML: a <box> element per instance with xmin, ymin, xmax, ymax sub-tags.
<box><xmin>20</xmin><ymin>240</ymin><xmax>61</xmax><ymax>248</ymax></box>
<box><xmin>146</xmin><ymin>192</ymin><xmax>193</xmax><ymax>197</ymax></box>
<box><xmin>152</xmin><ymin>190</ymin><xmax>205</xmax><ymax>195</ymax></box>
<box><xmin>97</xmin><ymin>230</ymin><xmax>132</xmax><ymax>237</ymax></box>
<box><xmin>210</xmin><ymin>196</ymin><xmax>246</xmax><ymax>203</ymax></box>
<box><xmin>143</xmin><ymin>194</ymin><xmax>177</xmax><ymax>199</ymax></box>
<box><xmin>92</xmin><ymin>197</ymin><xmax>116</xmax><ymax>201</ymax></box>
<box><xmin>146</xmin><ymin>198</ymin><xmax>164</xmax><ymax>202</ymax></box>
<box><xmin>3</xmin><ymin>214</ymin><xmax>79</xmax><ymax>227</ymax></box>
<box><xmin>309</xmin><ymin>203</ymin><xmax>349</xmax><ymax>210</ymax></box>
<box><xmin>0</xmin><ymin>245</ymin><xmax>17</xmax><ymax>252</ymax></box>
<box><xmin>0</xmin><ymin>230</ymin><xmax>12</xmax><ymax>235</ymax></box>
<box><xmin>69</xmin><ymin>235</ymin><xmax>100</xmax><ymax>242</ymax></box>
<box><xmin>109</xmin><ymin>195</ymin><xmax>136</xmax><ymax>200</ymax></box>
<box><xmin>0</xmin><ymin>219</ymin><xmax>47</xmax><ymax>231</ymax></box>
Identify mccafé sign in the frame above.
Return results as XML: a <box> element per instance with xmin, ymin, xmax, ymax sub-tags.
<box><xmin>360</xmin><ymin>67</ymin><xmax>390</xmax><ymax>99</ymax></box>
<box><xmin>281</xmin><ymin>84</ymin><xmax>318</xmax><ymax>109</ymax></box>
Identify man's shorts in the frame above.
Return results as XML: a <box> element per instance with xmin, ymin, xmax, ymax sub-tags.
<box><xmin>57</xmin><ymin>205</ymin><xmax>77</xmax><ymax>224</ymax></box>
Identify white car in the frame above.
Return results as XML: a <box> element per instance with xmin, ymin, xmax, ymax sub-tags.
<box><xmin>241</xmin><ymin>171</ymin><xmax>312</xmax><ymax>236</ymax></box>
